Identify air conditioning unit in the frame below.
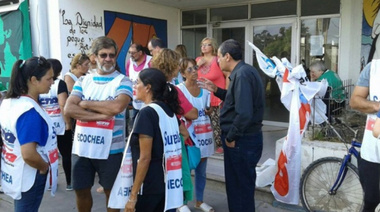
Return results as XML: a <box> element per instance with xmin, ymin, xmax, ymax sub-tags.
<box><xmin>0</xmin><ymin>0</ymin><xmax>19</xmax><ymax>7</ymax></box>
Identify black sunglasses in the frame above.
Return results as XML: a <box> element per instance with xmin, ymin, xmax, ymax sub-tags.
<box><xmin>98</xmin><ymin>53</ymin><xmax>116</xmax><ymax>59</ymax></box>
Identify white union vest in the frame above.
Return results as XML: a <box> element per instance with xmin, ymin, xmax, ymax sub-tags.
<box><xmin>148</xmin><ymin>103</ymin><xmax>183</xmax><ymax>211</ymax></box>
<box><xmin>72</xmin><ymin>74</ymin><xmax>124</xmax><ymax>159</ymax></box>
<box><xmin>129</xmin><ymin>56</ymin><xmax>151</xmax><ymax>110</ymax></box>
<box><xmin>39</xmin><ymin>79</ymin><xmax>66</xmax><ymax>135</ymax></box>
<box><xmin>177</xmin><ymin>83</ymin><xmax>214</xmax><ymax>157</ymax></box>
<box><xmin>0</xmin><ymin>96</ymin><xmax>59</xmax><ymax>200</ymax></box>
<box><xmin>361</xmin><ymin>59</ymin><xmax>380</xmax><ymax>163</ymax></box>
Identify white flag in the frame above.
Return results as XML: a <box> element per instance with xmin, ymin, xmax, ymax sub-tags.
<box><xmin>247</xmin><ymin>42</ymin><xmax>327</xmax><ymax>204</ymax></box>
<box><xmin>247</xmin><ymin>41</ymin><xmax>277</xmax><ymax>78</ymax></box>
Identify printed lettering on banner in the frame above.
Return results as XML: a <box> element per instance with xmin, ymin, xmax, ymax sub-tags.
<box><xmin>73</xmin><ymin>119</ymin><xmax>115</xmax><ymax>159</ymax></box>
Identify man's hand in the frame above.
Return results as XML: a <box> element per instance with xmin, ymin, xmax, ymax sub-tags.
<box><xmin>197</xmin><ymin>77</ymin><xmax>217</xmax><ymax>93</ymax></box>
<box><xmin>225</xmin><ymin>140</ymin><xmax>235</xmax><ymax>148</ymax></box>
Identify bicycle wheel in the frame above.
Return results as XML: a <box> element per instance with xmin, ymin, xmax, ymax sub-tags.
<box><xmin>300</xmin><ymin>157</ymin><xmax>363</xmax><ymax>212</ymax></box>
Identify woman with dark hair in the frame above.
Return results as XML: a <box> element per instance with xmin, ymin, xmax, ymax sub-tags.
<box><xmin>124</xmin><ymin>68</ymin><xmax>186</xmax><ymax>212</ymax></box>
<box><xmin>151</xmin><ymin>48</ymin><xmax>198</xmax><ymax>209</ymax></box>
<box><xmin>39</xmin><ymin>58</ymin><xmax>73</xmax><ymax>191</ymax></box>
<box><xmin>0</xmin><ymin>56</ymin><xmax>59</xmax><ymax>212</ymax></box>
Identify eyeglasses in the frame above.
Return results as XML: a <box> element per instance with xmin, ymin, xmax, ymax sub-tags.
<box><xmin>186</xmin><ymin>65</ymin><xmax>198</xmax><ymax>72</ymax></box>
<box><xmin>201</xmin><ymin>43</ymin><xmax>212</xmax><ymax>47</ymax></box>
<box><xmin>98</xmin><ymin>53</ymin><xmax>116</xmax><ymax>59</ymax></box>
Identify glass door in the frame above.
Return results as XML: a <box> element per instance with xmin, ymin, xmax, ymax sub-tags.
<box><xmin>212</xmin><ymin>22</ymin><xmax>246</xmax><ymax>59</ymax></box>
<box><xmin>252</xmin><ymin>19</ymin><xmax>296</xmax><ymax>123</ymax></box>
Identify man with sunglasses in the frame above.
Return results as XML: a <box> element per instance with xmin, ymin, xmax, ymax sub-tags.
<box><xmin>65</xmin><ymin>36</ymin><xmax>132</xmax><ymax>212</ymax></box>
<box><xmin>126</xmin><ymin>43</ymin><xmax>152</xmax><ymax>119</ymax></box>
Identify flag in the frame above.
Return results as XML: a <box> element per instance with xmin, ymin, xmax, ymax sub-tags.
<box><xmin>248</xmin><ymin>41</ymin><xmax>327</xmax><ymax>204</ymax></box>
<box><xmin>247</xmin><ymin>41</ymin><xmax>277</xmax><ymax>78</ymax></box>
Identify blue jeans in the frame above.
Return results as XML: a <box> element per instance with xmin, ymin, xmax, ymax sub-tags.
<box><xmin>195</xmin><ymin>158</ymin><xmax>207</xmax><ymax>201</ymax></box>
<box><xmin>14</xmin><ymin>171</ymin><xmax>47</xmax><ymax>212</ymax></box>
<box><xmin>222</xmin><ymin>131</ymin><xmax>263</xmax><ymax>212</ymax></box>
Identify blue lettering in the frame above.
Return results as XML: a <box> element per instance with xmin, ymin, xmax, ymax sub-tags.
<box><xmin>117</xmin><ymin>186</ymin><xmax>132</xmax><ymax>196</ymax></box>
<box><xmin>164</xmin><ymin>131</ymin><xmax>181</xmax><ymax>146</ymax></box>
<box><xmin>54</xmin><ymin>122</ymin><xmax>60</xmax><ymax>129</ymax></box>
<box><xmin>374</xmin><ymin>96</ymin><xmax>378</xmax><ymax>102</ymax></box>
<box><xmin>77</xmin><ymin>133</ymin><xmax>105</xmax><ymax>144</ymax></box>
<box><xmin>198</xmin><ymin>138</ymin><xmax>213</xmax><ymax>146</ymax></box>
<box><xmin>1</xmin><ymin>171</ymin><xmax>13</xmax><ymax>184</ymax></box>
<box><xmin>39</xmin><ymin>97</ymin><xmax>58</xmax><ymax>105</ymax></box>
<box><xmin>198</xmin><ymin>109</ymin><xmax>206</xmax><ymax>117</ymax></box>
<box><xmin>167</xmin><ymin>178</ymin><xmax>183</xmax><ymax>189</ymax></box>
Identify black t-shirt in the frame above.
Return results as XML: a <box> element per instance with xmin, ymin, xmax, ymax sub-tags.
<box><xmin>131</xmin><ymin>101</ymin><xmax>180</xmax><ymax>194</ymax></box>
<box><xmin>57</xmin><ymin>80</ymin><xmax>68</xmax><ymax>95</ymax></box>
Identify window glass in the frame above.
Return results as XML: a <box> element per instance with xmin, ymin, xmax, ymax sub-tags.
<box><xmin>210</xmin><ymin>5</ymin><xmax>248</xmax><ymax>22</ymax></box>
<box><xmin>301</xmin><ymin>0</ymin><xmax>340</xmax><ymax>16</ymax></box>
<box><xmin>252</xmin><ymin>23</ymin><xmax>292</xmax><ymax>122</ymax></box>
<box><xmin>182</xmin><ymin>9</ymin><xmax>207</xmax><ymax>26</ymax></box>
<box><xmin>251</xmin><ymin>0</ymin><xmax>297</xmax><ymax>19</ymax></box>
<box><xmin>300</xmin><ymin>18</ymin><xmax>340</xmax><ymax>73</ymax></box>
<box><xmin>182</xmin><ymin>28</ymin><xmax>207</xmax><ymax>58</ymax></box>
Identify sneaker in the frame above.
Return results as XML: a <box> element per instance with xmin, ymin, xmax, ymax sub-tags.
<box><xmin>66</xmin><ymin>185</ymin><xmax>73</xmax><ymax>191</ymax></box>
<box><xmin>47</xmin><ymin>186</ymin><xmax>52</xmax><ymax>191</ymax></box>
<box><xmin>215</xmin><ymin>147</ymin><xmax>224</xmax><ymax>154</ymax></box>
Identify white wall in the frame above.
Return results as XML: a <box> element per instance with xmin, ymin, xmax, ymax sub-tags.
<box><xmin>28</xmin><ymin>0</ymin><xmax>363</xmax><ymax>83</ymax></box>
<box><xmin>30</xmin><ymin>0</ymin><xmax>180</xmax><ymax>75</ymax></box>
<box><xmin>339</xmin><ymin>0</ymin><xmax>363</xmax><ymax>82</ymax></box>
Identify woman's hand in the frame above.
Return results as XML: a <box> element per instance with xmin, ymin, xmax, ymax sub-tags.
<box><xmin>124</xmin><ymin>200</ymin><xmax>137</xmax><ymax>212</ymax></box>
<box><xmin>205</xmin><ymin>106</ymin><xmax>213</xmax><ymax>116</ymax></box>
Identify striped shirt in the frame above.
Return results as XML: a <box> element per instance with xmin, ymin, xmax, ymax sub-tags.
<box><xmin>71</xmin><ymin>71</ymin><xmax>133</xmax><ymax>154</ymax></box>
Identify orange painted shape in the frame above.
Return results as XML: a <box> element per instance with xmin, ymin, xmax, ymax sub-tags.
<box><xmin>274</xmin><ymin>150</ymin><xmax>289</xmax><ymax>196</ymax></box>
<box><xmin>106</xmin><ymin>18</ymin><xmax>131</xmax><ymax>57</ymax></box>
<box><xmin>132</xmin><ymin>22</ymin><xmax>156</xmax><ymax>47</ymax></box>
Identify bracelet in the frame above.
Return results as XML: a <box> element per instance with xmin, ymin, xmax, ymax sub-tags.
<box><xmin>128</xmin><ymin>198</ymin><xmax>137</xmax><ymax>203</ymax></box>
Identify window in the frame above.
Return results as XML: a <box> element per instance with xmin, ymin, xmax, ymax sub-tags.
<box><xmin>300</xmin><ymin>18</ymin><xmax>340</xmax><ymax>72</ymax></box>
<box><xmin>301</xmin><ymin>0</ymin><xmax>340</xmax><ymax>16</ymax></box>
<box><xmin>182</xmin><ymin>9</ymin><xmax>207</xmax><ymax>26</ymax></box>
<box><xmin>182</xmin><ymin>28</ymin><xmax>207</xmax><ymax>58</ymax></box>
<box><xmin>210</xmin><ymin>5</ymin><xmax>248</xmax><ymax>22</ymax></box>
<box><xmin>251</xmin><ymin>0</ymin><xmax>297</xmax><ymax>19</ymax></box>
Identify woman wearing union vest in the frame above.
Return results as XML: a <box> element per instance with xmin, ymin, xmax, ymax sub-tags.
<box><xmin>124</xmin><ymin>68</ymin><xmax>187</xmax><ymax>212</ymax></box>
<box><xmin>0</xmin><ymin>57</ymin><xmax>59</xmax><ymax>212</ymax></box>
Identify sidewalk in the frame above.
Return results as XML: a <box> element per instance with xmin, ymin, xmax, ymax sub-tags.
<box><xmin>0</xmin><ymin>164</ymin><xmax>299</xmax><ymax>212</ymax></box>
<box><xmin>0</xmin><ymin>124</ymin><xmax>304</xmax><ymax>211</ymax></box>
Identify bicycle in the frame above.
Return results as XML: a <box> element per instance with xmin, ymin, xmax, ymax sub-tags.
<box><xmin>299</xmin><ymin>118</ymin><xmax>364</xmax><ymax>212</ymax></box>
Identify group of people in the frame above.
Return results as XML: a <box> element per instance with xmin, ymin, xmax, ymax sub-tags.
<box><xmin>0</xmin><ymin>35</ymin><xmax>265</xmax><ymax>212</ymax></box>
<box><xmin>4</xmin><ymin>31</ymin><xmax>379</xmax><ymax>212</ymax></box>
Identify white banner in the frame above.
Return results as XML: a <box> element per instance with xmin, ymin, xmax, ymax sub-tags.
<box><xmin>248</xmin><ymin>41</ymin><xmax>327</xmax><ymax>204</ymax></box>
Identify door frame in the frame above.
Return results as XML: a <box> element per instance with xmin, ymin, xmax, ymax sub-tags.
<box><xmin>210</xmin><ymin>17</ymin><xmax>298</xmax><ymax>66</ymax></box>
<box><xmin>210</xmin><ymin>18</ymin><xmax>298</xmax><ymax>126</ymax></box>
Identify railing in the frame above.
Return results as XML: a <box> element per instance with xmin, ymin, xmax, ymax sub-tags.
<box><xmin>310</xmin><ymin>79</ymin><xmax>356</xmax><ymax>140</ymax></box>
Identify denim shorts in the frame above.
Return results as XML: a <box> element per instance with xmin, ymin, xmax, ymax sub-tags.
<box><xmin>71</xmin><ymin>153</ymin><xmax>122</xmax><ymax>190</ymax></box>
